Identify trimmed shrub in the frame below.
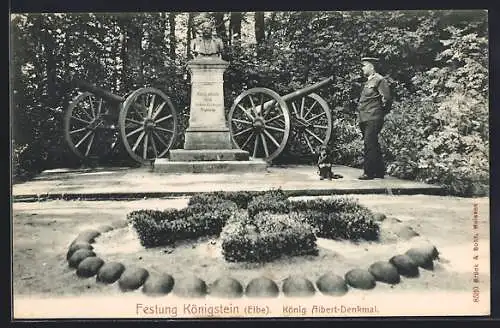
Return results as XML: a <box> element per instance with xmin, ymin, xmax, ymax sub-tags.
<box><xmin>221</xmin><ymin>212</ymin><xmax>318</xmax><ymax>263</ymax></box>
<box><xmin>188</xmin><ymin>189</ymin><xmax>287</xmax><ymax>209</ymax></box>
<box><xmin>247</xmin><ymin>194</ymin><xmax>290</xmax><ymax>219</ymax></box>
<box><xmin>296</xmin><ymin>210</ymin><xmax>379</xmax><ymax>241</ymax></box>
<box><xmin>290</xmin><ymin>197</ymin><xmax>367</xmax><ymax>214</ymax></box>
<box><xmin>128</xmin><ymin>200</ymin><xmax>238</xmax><ymax>248</ymax></box>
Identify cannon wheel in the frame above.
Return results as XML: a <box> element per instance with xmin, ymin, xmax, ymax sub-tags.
<box><xmin>228</xmin><ymin>88</ymin><xmax>291</xmax><ymax>162</ymax></box>
<box><xmin>286</xmin><ymin>93</ymin><xmax>332</xmax><ymax>157</ymax></box>
<box><xmin>64</xmin><ymin>92</ymin><xmax>119</xmax><ymax>161</ymax></box>
<box><xmin>119</xmin><ymin>87</ymin><xmax>178</xmax><ymax>164</ymax></box>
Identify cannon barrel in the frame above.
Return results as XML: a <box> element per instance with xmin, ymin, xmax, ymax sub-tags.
<box><xmin>256</xmin><ymin>76</ymin><xmax>334</xmax><ymax>113</ymax></box>
<box><xmin>281</xmin><ymin>76</ymin><xmax>334</xmax><ymax>103</ymax></box>
<box><xmin>73</xmin><ymin>80</ymin><xmax>126</xmax><ymax>103</ymax></box>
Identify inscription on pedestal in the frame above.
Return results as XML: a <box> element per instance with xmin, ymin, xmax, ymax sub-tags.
<box><xmin>194</xmin><ymin>89</ymin><xmax>221</xmax><ymax>113</ymax></box>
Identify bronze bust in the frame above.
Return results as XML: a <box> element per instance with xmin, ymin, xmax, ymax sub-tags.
<box><xmin>191</xmin><ymin>22</ymin><xmax>224</xmax><ymax>58</ymax></box>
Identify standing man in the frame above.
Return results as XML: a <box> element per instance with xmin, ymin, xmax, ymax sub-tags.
<box><xmin>191</xmin><ymin>21</ymin><xmax>224</xmax><ymax>58</ymax></box>
<box><xmin>357</xmin><ymin>57</ymin><xmax>392</xmax><ymax>180</ymax></box>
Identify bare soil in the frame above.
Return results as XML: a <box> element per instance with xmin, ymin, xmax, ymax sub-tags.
<box><xmin>12</xmin><ymin>195</ymin><xmax>490</xmax><ymax>298</ymax></box>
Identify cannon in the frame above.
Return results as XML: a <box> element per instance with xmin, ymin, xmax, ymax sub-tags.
<box><xmin>64</xmin><ymin>80</ymin><xmax>179</xmax><ymax>164</ymax></box>
<box><xmin>228</xmin><ymin>76</ymin><xmax>334</xmax><ymax>161</ymax></box>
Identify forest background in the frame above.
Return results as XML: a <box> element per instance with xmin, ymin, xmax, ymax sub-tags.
<box><xmin>10</xmin><ymin>10</ymin><xmax>489</xmax><ymax>196</ymax></box>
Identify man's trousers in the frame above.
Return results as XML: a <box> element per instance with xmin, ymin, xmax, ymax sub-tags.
<box><xmin>359</xmin><ymin>118</ymin><xmax>385</xmax><ymax>177</ymax></box>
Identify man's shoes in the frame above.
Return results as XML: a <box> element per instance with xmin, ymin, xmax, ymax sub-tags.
<box><xmin>374</xmin><ymin>175</ymin><xmax>385</xmax><ymax>179</ymax></box>
<box><xmin>358</xmin><ymin>174</ymin><xmax>374</xmax><ymax>180</ymax></box>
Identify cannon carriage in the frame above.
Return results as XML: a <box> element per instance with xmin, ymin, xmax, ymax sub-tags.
<box><xmin>64</xmin><ymin>81</ymin><xmax>179</xmax><ymax>164</ymax></box>
<box><xmin>63</xmin><ymin>76</ymin><xmax>334</xmax><ymax>164</ymax></box>
<box><xmin>228</xmin><ymin>76</ymin><xmax>334</xmax><ymax>161</ymax></box>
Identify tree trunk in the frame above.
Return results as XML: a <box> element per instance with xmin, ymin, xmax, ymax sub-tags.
<box><xmin>255</xmin><ymin>12</ymin><xmax>265</xmax><ymax>45</ymax></box>
<box><xmin>168</xmin><ymin>12</ymin><xmax>176</xmax><ymax>60</ymax></box>
<box><xmin>213</xmin><ymin>12</ymin><xmax>228</xmax><ymax>46</ymax></box>
<box><xmin>186</xmin><ymin>12</ymin><xmax>194</xmax><ymax>59</ymax></box>
<box><xmin>229</xmin><ymin>12</ymin><xmax>242</xmax><ymax>44</ymax></box>
<box><xmin>267</xmin><ymin>12</ymin><xmax>276</xmax><ymax>39</ymax></box>
<box><xmin>42</xmin><ymin>19</ymin><xmax>57</xmax><ymax>108</ymax></box>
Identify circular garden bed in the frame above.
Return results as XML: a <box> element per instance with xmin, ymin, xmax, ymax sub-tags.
<box><xmin>65</xmin><ymin>190</ymin><xmax>440</xmax><ymax>298</ymax></box>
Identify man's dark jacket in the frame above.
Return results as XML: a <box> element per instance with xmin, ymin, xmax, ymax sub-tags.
<box><xmin>357</xmin><ymin>73</ymin><xmax>392</xmax><ymax>122</ymax></box>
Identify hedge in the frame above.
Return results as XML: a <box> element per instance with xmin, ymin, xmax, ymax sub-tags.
<box><xmin>128</xmin><ymin>200</ymin><xmax>237</xmax><ymax>248</ymax></box>
<box><xmin>247</xmin><ymin>193</ymin><xmax>290</xmax><ymax>218</ymax></box>
<box><xmin>188</xmin><ymin>189</ymin><xmax>287</xmax><ymax>209</ymax></box>
<box><xmin>221</xmin><ymin>212</ymin><xmax>318</xmax><ymax>263</ymax></box>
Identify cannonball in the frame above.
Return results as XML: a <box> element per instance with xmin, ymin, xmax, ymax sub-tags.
<box><xmin>414</xmin><ymin>243</ymin><xmax>439</xmax><ymax>260</ymax></box>
<box><xmin>110</xmin><ymin>220</ymin><xmax>129</xmax><ymax>229</ymax></box>
<box><xmin>210</xmin><ymin>276</ymin><xmax>244</xmax><ymax>298</ymax></box>
<box><xmin>172</xmin><ymin>276</ymin><xmax>207</xmax><ymax>298</ymax></box>
<box><xmin>97</xmin><ymin>225</ymin><xmax>114</xmax><ymax>233</ymax></box>
<box><xmin>68</xmin><ymin>249</ymin><xmax>96</xmax><ymax>269</ymax></box>
<box><xmin>395</xmin><ymin>225</ymin><xmax>420</xmax><ymax>240</ymax></box>
<box><xmin>66</xmin><ymin>242</ymin><xmax>93</xmax><ymax>260</ymax></box>
<box><xmin>316</xmin><ymin>273</ymin><xmax>349</xmax><ymax>296</ymax></box>
<box><xmin>282</xmin><ymin>275</ymin><xmax>316</xmax><ymax>297</ymax></box>
<box><xmin>345</xmin><ymin>269</ymin><xmax>376</xmax><ymax>290</ymax></box>
<box><xmin>142</xmin><ymin>273</ymin><xmax>175</xmax><ymax>296</ymax></box>
<box><xmin>73</xmin><ymin>229</ymin><xmax>101</xmax><ymax>244</ymax></box>
<box><xmin>405</xmin><ymin>247</ymin><xmax>434</xmax><ymax>270</ymax></box>
<box><xmin>373</xmin><ymin>213</ymin><xmax>387</xmax><ymax>222</ymax></box>
<box><xmin>245</xmin><ymin>277</ymin><xmax>280</xmax><ymax>298</ymax></box>
<box><xmin>389</xmin><ymin>255</ymin><xmax>419</xmax><ymax>278</ymax></box>
<box><xmin>76</xmin><ymin>257</ymin><xmax>104</xmax><ymax>278</ymax></box>
<box><xmin>368</xmin><ymin>261</ymin><xmax>400</xmax><ymax>284</ymax></box>
<box><xmin>96</xmin><ymin>262</ymin><xmax>126</xmax><ymax>284</ymax></box>
<box><xmin>118</xmin><ymin>267</ymin><xmax>149</xmax><ymax>291</ymax></box>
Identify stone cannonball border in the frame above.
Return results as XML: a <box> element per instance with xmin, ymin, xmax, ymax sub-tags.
<box><xmin>65</xmin><ymin>219</ymin><xmax>440</xmax><ymax>299</ymax></box>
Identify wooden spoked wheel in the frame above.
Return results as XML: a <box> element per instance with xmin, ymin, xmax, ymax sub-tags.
<box><xmin>228</xmin><ymin>88</ymin><xmax>290</xmax><ymax>162</ymax></box>
<box><xmin>64</xmin><ymin>92</ymin><xmax>119</xmax><ymax>160</ymax></box>
<box><xmin>286</xmin><ymin>93</ymin><xmax>332</xmax><ymax>157</ymax></box>
<box><xmin>119</xmin><ymin>87</ymin><xmax>178</xmax><ymax>164</ymax></box>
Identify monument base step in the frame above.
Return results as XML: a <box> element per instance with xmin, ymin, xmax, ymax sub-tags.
<box><xmin>153</xmin><ymin>159</ymin><xmax>267</xmax><ymax>173</ymax></box>
<box><xmin>169</xmin><ymin>149</ymin><xmax>249</xmax><ymax>161</ymax></box>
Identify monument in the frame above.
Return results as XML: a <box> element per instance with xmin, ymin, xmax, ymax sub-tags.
<box><xmin>154</xmin><ymin>22</ymin><xmax>267</xmax><ymax>173</ymax></box>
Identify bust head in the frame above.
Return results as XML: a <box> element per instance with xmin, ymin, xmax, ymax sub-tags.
<box><xmin>200</xmin><ymin>21</ymin><xmax>214</xmax><ymax>39</ymax></box>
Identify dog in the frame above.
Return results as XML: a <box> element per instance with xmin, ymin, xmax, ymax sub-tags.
<box><xmin>317</xmin><ymin>145</ymin><xmax>343</xmax><ymax>180</ymax></box>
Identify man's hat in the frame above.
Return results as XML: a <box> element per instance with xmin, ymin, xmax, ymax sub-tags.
<box><xmin>361</xmin><ymin>57</ymin><xmax>379</xmax><ymax>63</ymax></box>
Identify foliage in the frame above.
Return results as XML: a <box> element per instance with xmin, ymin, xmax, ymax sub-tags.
<box><xmin>127</xmin><ymin>199</ymin><xmax>237</xmax><ymax>248</ymax></box>
<box><xmin>220</xmin><ymin>212</ymin><xmax>318</xmax><ymax>263</ymax></box>
<box><xmin>188</xmin><ymin>189</ymin><xmax>286</xmax><ymax>209</ymax></box>
<box><xmin>290</xmin><ymin>197</ymin><xmax>379</xmax><ymax>241</ymax></box>
<box><xmin>247</xmin><ymin>192</ymin><xmax>290</xmax><ymax>218</ymax></box>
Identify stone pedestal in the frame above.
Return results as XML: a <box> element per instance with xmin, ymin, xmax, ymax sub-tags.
<box><xmin>154</xmin><ymin>56</ymin><xmax>267</xmax><ymax>174</ymax></box>
<box><xmin>183</xmin><ymin>57</ymin><xmax>233</xmax><ymax>150</ymax></box>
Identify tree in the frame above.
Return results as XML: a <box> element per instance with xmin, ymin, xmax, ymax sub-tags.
<box><xmin>254</xmin><ymin>12</ymin><xmax>265</xmax><ymax>45</ymax></box>
<box><xmin>169</xmin><ymin>12</ymin><xmax>176</xmax><ymax>60</ymax></box>
<box><xmin>229</xmin><ymin>12</ymin><xmax>242</xmax><ymax>44</ymax></box>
